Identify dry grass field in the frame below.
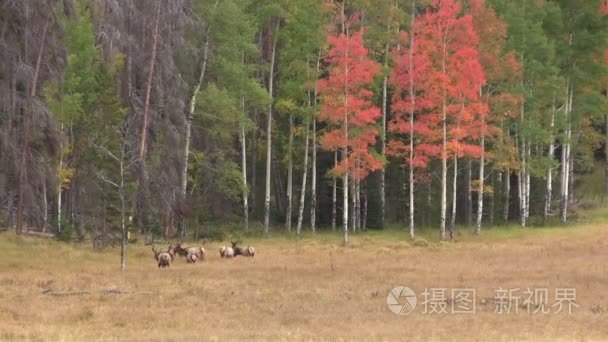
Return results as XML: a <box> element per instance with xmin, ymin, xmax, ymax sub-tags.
<box><xmin>1</xmin><ymin>218</ymin><xmax>607</xmax><ymax>341</ymax></box>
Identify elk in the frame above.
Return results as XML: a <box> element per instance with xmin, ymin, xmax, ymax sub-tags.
<box><xmin>219</xmin><ymin>245</ymin><xmax>234</xmax><ymax>258</ymax></box>
<box><xmin>231</xmin><ymin>240</ymin><xmax>255</xmax><ymax>258</ymax></box>
<box><xmin>175</xmin><ymin>243</ymin><xmax>205</xmax><ymax>263</ymax></box>
<box><xmin>152</xmin><ymin>245</ymin><xmax>174</xmax><ymax>268</ymax></box>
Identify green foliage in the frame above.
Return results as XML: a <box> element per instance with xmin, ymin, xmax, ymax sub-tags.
<box><xmin>216</xmin><ymin>160</ymin><xmax>247</xmax><ymax>201</ymax></box>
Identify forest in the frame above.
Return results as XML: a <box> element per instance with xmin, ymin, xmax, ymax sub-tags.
<box><xmin>1</xmin><ymin>0</ymin><xmax>608</xmax><ymax>248</ymax></box>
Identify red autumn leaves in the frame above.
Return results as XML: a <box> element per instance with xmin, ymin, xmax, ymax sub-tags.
<box><xmin>389</xmin><ymin>0</ymin><xmax>490</xmax><ymax>171</ymax></box>
<box><xmin>318</xmin><ymin>0</ymin><xmax>516</xmax><ymax>182</ymax></box>
<box><xmin>317</xmin><ymin>30</ymin><xmax>383</xmax><ymax>181</ymax></box>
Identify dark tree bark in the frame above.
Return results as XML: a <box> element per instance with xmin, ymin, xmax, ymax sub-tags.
<box><xmin>16</xmin><ymin>18</ymin><xmax>50</xmax><ymax>235</ymax></box>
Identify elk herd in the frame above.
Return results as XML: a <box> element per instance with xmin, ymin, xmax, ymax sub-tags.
<box><xmin>152</xmin><ymin>240</ymin><xmax>255</xmax><ymax>268</ymax></box>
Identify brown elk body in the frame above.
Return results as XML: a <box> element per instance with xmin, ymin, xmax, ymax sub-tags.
<box><xmin>152</xmin><ymin>246</ymin><xmax>174</xmax><ymax>268</ymax></box>
<box><xmin>175</xmin><ymin>243</ymin><xmax>205</xmax><ymax>263</ymax></box>
<box><xmin>219</xmin><ymin>245</ymin><xmax>234</xmax><ymax>258</ymax></box>
<box><xmin>231</xmin><ymin>240</ymin><xmax>255</xmax><ymax>258</ymax></box>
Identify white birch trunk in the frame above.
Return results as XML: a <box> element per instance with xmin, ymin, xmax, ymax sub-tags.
<box><xmin>181</xmin><ymin>18</ymin><xmax>213</xmax><ymax>234</ymax></box>
<box><xmin>475</xmin><ymin>134</ymin><xmax>485</xmax><ymax>234</ymax></box>
<box><xmin>264</xmin><ymin>20</ymin><xmax>280</xmax><ymax>234</ymax></box>
<box><xmin>560</xmin><ymin>83</ymin><xmax>572</xmax><ymax>223</ymax></box>
<box><xmin>350</xmin><ymin>178</ymin><xmax>356</xmax><ymax>233</ymax></box>
<box><xmin>57</xmin><ymin>133</ymin><xmax>63</xmax><ymax>233</ymax></box>
<box><xmin>332</xmin><ymin>151</ymin><xmax>337</xmax><ymax>232</ymax></box>
<box><xmin>408</xmin><ymin>3</ymin><xmax>416</xmax><ymax>239</ymax></box>
<box><xmin>440</xmin><ymin>38</ymin><xmax>448</xmax><ymax>240</ymax></box>
<box><xmin>544</xmin><ymin>105</ymin><xmax>555</xmax><ymax>222</ymax></box>
<box><xmin>450</xmin><ymin>156</ymin><xmax>457</xmax><ymax>239</ymax></box>
<box><xmin>311</xmin><ymin>53</ymin><xmax>321</xmax><ymax>233</ymax></box>
<box><xmin>380</xmin><ymin>74</ymin><xmax>387</xmax><ymax>226</ymax></box>
<box><xmin>296</xmin><ymin>122</ymin><xmax>310</xmax><ymax>237</ymax></box>
<box><xmin>240</xmin><ymin>96</ymin><xmax>249</xmax><ymax>232</ymax></box>
<box><xmin>286</xmin><ymin>112</ymin><xmax>293</xmax><ymax>231</ymax></box>
<box><xmin>503</xmin><ymin>170</ymin><xmax>510</xmax><ymax>222</ymax></box>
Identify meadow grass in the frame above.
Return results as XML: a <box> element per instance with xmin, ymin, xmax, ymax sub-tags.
<box><xmin>0</xmin><ymin>207</ymin><xmax>607</xmax><ymax>341</ymax></box>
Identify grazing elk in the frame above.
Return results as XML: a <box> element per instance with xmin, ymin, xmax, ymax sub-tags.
<box><xmin>219</xmin><ymin>245</ymin><xmax>235</xmax><ymax>258</ymax></box>
<box><xmin>152</xmin><ymin>246</ymin><xmax>174</xmax><ymax>268</ymax></box>
<box><xmin>231</xmin><ymin>240</ymin><xmax>255</xmax><ymax>258</ymax></box>
<box><xmin>175</xmin><ymin>243</ymin><xmax>205</xmax><ymax>263</ymax></box>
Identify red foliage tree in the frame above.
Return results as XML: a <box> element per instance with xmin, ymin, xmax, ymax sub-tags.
<box><xmin>317</xmin><ymin>30</ymin><xmax>382</xmax><ymax>181</ymax></box>
<box><xmin>389</xmin><ymin>0</ymin><xmax>486</xmax><ymax>239</ymax></box>
<box><xmin>317</xmin><ymin>28</ymin><xmax>381</xmax><ymax>244</ymax></box>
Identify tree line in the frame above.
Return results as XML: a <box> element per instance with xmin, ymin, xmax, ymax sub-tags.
<box><xmin>1</xmin><ymin>0</ymin><xmax>607</xmax><ymax>246</ymax></box>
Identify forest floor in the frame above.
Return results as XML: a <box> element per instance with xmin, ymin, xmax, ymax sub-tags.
<box><xmin>0</xmin><ymin>212</ymin><xmax>607</xmax><ymax>341</ymax></box>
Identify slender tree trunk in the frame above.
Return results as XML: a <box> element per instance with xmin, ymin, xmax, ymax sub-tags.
<box><xmin>440</xmin><ymin>39</ymin><xmax>448</xmax><ymax>240</ymax></box>
<box><xmin>568</xmin><ymin>148</ymin><xmax>574</xmax><ymax>205</ymax></box>
<box><xmin>518</xmin><ymin>105</ymin><xmax>528</xmax><ymax>228</ymax></box>
<box><xmin>380</xmin><ymin>74</ymin><xmax>387</xmax><ymax>228</ymax></box>
<box><xmin>503</xmin><ymin>170</ymin><xmax>510</xmax><ymax>222</ymax></box>
<box><xmin>343</xmin><ymin>171</ymin><xmax>349</xmax><ymax>244</ymax></box>
<box><xmin>332</xmin><ymin>151</ymin><xmax>337</xmax><ymax>231</ymax></box>
<box><xmin>7</xmin><ymin>190</ymin><xmax>14</xmax><ymax>229</ymax></box>
<box><xmin>465</xmin><ymin>159</ymin><xmax>472</xmax><ymax>227</ymax></box>
<box><xmin>311</xmin><ymin>52</ymin><xmax>321</xmax><ymax>233</ymax></box>
<box><xmin>16</xmin><ymin>18</ymin><xmax>50</xmax><ymax>235</ymax></box>
<box><xmin>341</xmin><ymin>1</ymin><xmax>349</xmax><ymax>245</ymax></box>
<box><xmin>475</xmin><ymin>135</ymin><xmax>485</xmax><ymax>235</ymax></box>
<box><xmin>605</xmin><ymin>113</ymin><xmax>608</xmax><ymax>197</ymax></box>
<box><xmin>264</xmin><ymin>20</ymin><xmax>280</xmax><ymax>234</ymax></box>
<box><xmin>286</xmin><ymin>112</ymin><xmax>293</xmax><ymax>231</ymax></box>
<box><xmin>251</xmin><ymin>32</ymin><xmax>265</xmax><ymax>217</ymax></box>
<box><xmin>355</xmin><ymin>180</ymin><xmax>361</xmax><ymax>231</ymax></box>
<box><xmin>120</xmin><ymin>141</ymin><xmax>126</xmax><ymax>271</ymax></box>
<box><xmin>350</xmin><ymin>179</ymin><xmax>356</xmax><ymax>233</ymax></box>
<box><xmin>136</xmin><ymin>0</ymin><xmax>161</xmax><ymax>237</ymax></box>
<box><xmin>408</xmin><ymin>3</ymin><xmax>416</xmax><ymax>239</ymax></box>
<box><xmin>560</xmin><ymin>82</ymin><xmax>572</xmax><ymax>223</ymax></box>
<box><xmin>296</xmin><ymin>122</ymin><xmax>310</xmax><ymax>237</ymax></box>
<box><xmin>272</xmin><ymin>154</ymin><xmax>285</xmax><ymax>214</ymax></box>
<box><xmin>42</xmin><ymin>181</ymin><xmax>47</xmax><ymax>233</ymax></box>
<box><xmin>544</xmin><ymin>104</ymin><xmax>555</xmax><ymax>223</ymax></box>
<box><xmin>489</xmin><ymin>172</ymin><xmax>495</xmax><ymax>226</ymax></box>
<box><xmin>181</xmin><ymin>14</ymin><xmax>213</xmax><ymax>234</ymax></box>
<box><xmin>362</xmin><ymin>182</ymin><xmax>368</xmax><ymax>230</ymax></box>
<box><xmin>240</xmin><ymin>96</ymin><xmax>249</xmax><ymax>232</ymax></box>
<box><xmin>57</xmin><ymin>137</ymin><xmax>63</xmax><ymax>233</ymax></box>
<box><xmin>450</xmin><ymin>157</ymin><xmax>457</xmax><ymax>240</ymax></box>
<box><xmin>426</xmin><ymin>180</ymin><xmax>432</xmax><ymax>227</ymax></box>
<box><xmin>518</xmin><ymin>151</ymin><xmax>527</xmax><ymax>227</ymax></box>
<box><xmin>139</xmin><ymin>0</ymin><xmax>161</xmax><ymax>161</ymax></box>
<box><xmin>525</xmin><ymin>143</ymin><xmax>532</xmax><ymax>225</ymax></box>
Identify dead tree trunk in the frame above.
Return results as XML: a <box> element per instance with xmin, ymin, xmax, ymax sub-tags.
<box><xmin>16</xmin><ymin>18</ymin><xmax>50</xmax><ymax>235</ymax></box>
<box><xmin>136</xmin><ymin>0</ymin><xmax>161</xmax><ymax>236</ymax></box>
